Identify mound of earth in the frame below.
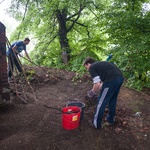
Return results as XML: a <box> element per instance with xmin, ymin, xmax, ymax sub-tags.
<box><xmin>0</xmin><ymin>66</ymin><xmax>150</xmax><ymax>150</ymax></box>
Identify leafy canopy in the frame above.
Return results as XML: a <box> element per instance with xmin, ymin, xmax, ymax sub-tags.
<box><xmin>8</xmin><ymin>0</ymin><xmax>150</xmax><ymax>90</ymax></box>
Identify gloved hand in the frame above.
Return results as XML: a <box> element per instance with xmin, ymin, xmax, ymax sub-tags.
<box><xmin>84</xmin><ymin>90</ymin><xmax>98</xmax><ymax>105</ymax></box>
<box><xmin>87</xmin><ymin>90</ymin><xmax>96</xmax><ymax>98</ymax></box>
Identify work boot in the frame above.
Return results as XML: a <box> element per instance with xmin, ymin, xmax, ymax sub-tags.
<box><xmin>102</xmin><ymin>117</ymin><xmax>114</xmax><ymax>128</ymax></box>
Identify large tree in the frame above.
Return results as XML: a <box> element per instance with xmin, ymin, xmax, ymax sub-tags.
<box><xmin>8</xmin><ymin>0</ymin><xmax>105</xmax><ymax>64</ymax></box>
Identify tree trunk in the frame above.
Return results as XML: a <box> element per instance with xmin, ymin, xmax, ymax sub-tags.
<box><xmin>56</xmin><ymin>9</ymin><xmax>71</xmax><ymax>64</ymax></box>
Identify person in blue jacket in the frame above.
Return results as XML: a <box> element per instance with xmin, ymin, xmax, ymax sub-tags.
<box><xmin>106</xmin><ymin>54</ymin><xmax>113</xmax><ymax>61</ymax></box>
<box><xmin>7</xmin><ymin>38</ymin><xmax>31</xmax><ymax>81</ymax></box>
<box><xmin>84</xmin><ymin>57</ymin><xmax>124</xmax><ymax>129</ymax></box>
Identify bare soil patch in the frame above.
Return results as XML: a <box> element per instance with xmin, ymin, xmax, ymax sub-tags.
<box><xmin>0</xmin><ymin>66</ymin><xmax>150</xmax><ymax>150</ymax></box>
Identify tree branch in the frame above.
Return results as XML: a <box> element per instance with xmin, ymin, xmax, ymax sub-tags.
<box><xmin>46</xmin><ymin>34</ymin><xmax>58</xmax><ymax>45</ymax></box>
<box><xmin>72</xmin><ymin>23</ymin><xmax>90</xmax><ymax>38</ymax></box>
<box><xmin>70</xmin><ymin>20</ymin><xmax>87</xmax><ymax>27</ymax></box>
<box><xmin>17</xmin><ymin>0</ymin><xmax>30</xmax><ymax>39</ymax></box>
<box><xmin>67</xmin><ymin>4</ymin><xmax>85</xmax><ymax>32</ymax></box>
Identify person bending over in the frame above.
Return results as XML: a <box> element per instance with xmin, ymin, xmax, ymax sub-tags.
<box><xmin>83</xmin><ymin>57</ymin><xmax>124</xmax><ymax>129</ymax></box>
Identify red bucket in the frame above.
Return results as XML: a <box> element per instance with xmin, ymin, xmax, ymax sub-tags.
<box><xmin>62</xmin><ymin>106</ymin><xmax>81</xmax><ymax>130</ymax></box>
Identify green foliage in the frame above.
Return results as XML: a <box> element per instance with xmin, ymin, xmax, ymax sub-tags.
<box><xmin>100</xmin><ymin>0</ymin><xmax>150</xmax><ymax>90</ymax></box>
<box><xmin>8</xmin><ymin>0</ymin><xmax>150</xmax><ymax>90</ymax></box>
<box><xmin>69</xmin><ymin>49</ymin><xmax>99</xmax><ymax>71</ymax></box>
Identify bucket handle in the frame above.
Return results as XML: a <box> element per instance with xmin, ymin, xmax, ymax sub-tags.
<box><xmin>44</xmin><ymin>105</ymin><xmax>80</xmax><ymax>115</ymax></box>
<box><xmin>62</xmin><ymin>110</ymin><xmax>80</xmax><ymax>114</ymax></box>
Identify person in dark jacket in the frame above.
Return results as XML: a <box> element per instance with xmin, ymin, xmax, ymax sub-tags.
<box><xmin>83</xmin><ymin>57</ymin><xmax>124</xmax><ymax>129</ymax></box>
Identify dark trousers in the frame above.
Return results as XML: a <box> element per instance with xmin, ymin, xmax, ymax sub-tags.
<box><xmin>8</xmin><ymin>55</ymin><xmax>22</xmax><ymax>78</ymax></box>
<box><xmin>93</xmin><ymin>77</ymin><xmax>124</xmax><ymax>128</ymax></box>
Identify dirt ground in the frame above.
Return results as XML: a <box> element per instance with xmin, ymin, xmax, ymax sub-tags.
<box><xmin>0</xmin><ymin>66</ymin><xmax>150</xmax><ymax>150</ymax></box>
